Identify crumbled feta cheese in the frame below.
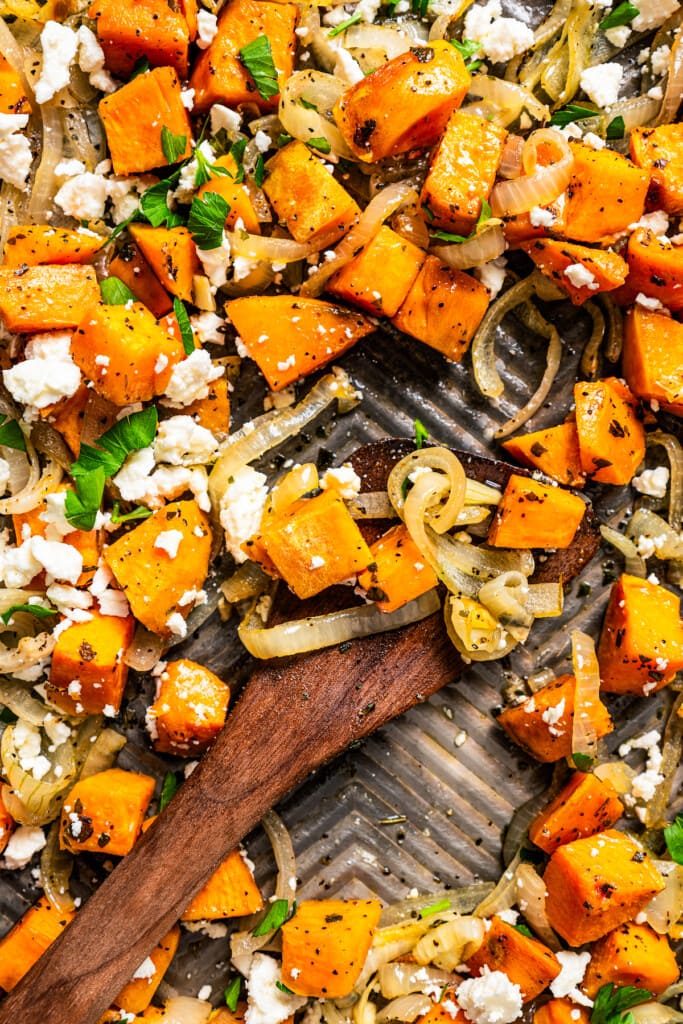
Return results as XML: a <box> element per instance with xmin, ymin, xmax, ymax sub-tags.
<box><xmin>321</xmin><ymin>464</ymin><xmax>361</xmax><ymax>501</ymax></box>
<box><xmin>631</xmin><ymin>0</ymin><xmax>679</xmax><ymax>33</ymax></box>
<box><xmin>647</xmin><ymin>85</ymin><xmax>664</xmax><ymax>101</ymax></box>
<box><xmin>46</xmin><ymin>583</ymin><xmax>93</xmax><ymax>614</ymax></box>
<box><xmin>154</xmin><ymin>529</ymin><xmax>184</xmax><ymax>559</ymax></box>
<box><xmin>355</xmin><ymin>0</ymin><xmax>381</xmax><ymax>21</ymax></box>
<box><xmin>98</xmin><ymin>588</ymin><xmax>130</xmax><ymax>618</ymax></box>
<box><xmin>166</xmin><ymin>611</ymin><xmax>187</xmax><ymax>638</ymax></box>
<box><xmin>35</xmin><ymin>21</ymin><xmax>78</xmax><ymax>104</ymax></box>
<box><xmin>619</xmin><ymin>730</ymin><xmax>665</xmax><ymax>815</ymax></box>
<box><xmin>55</xmin><ymin>158</ymin><xmax>86</xmax><ymax>178</ymax></box>
<box><xmin>541</xmin><ymin>698</ymin><xmax>566</xmax><ymax>736</ymax></box>
<box><xmin>210</xmin><ymin>103</ymin><xmax>242</xmax><ymax>135</ymax></box>
<box><xmin>196</xmin><ymin>235</ymin><xmax>232</xmax><ymax>291</ymax></box>
<box><xmin>475</xmin><ymin>256</ymin><xmax>507</xmax><ymax>299</ymax></box>
<box><xmin>55</xmin><ymin>172</ymin><xmax>109</xmax><ymax>221</ymax></box>
<box><xmin>550</xmin><ymin>951</ymin><xmax>593</xmax><ymax>1006</ymax></box>
<box><xmin>154</xmin><ymin>416</ymin><xmax>219</xmax><ymax>466</ymax></box>
<box><xmin>219</xmin><ymin>466</ymin><xmax>268</xmax><ymax>563</ymax></box>
<box><xmin>564</xmin><ymin>263</ymin><xmax>599</xmax><ymax>290</ymax></box>
<box><xmin>197</xmin><ymin>9</ymin><xmax>218</xmax><ymax>48</ymax></box>
<box><xmin>132</xmin><ymin>957</ymin><xmax>156</xmax><ymax>981</ymax></box>
<box><xmin>456</xmin><ymin>967</ymin><xmax>523</xmax><ymax>1024</ymax></box>
<box><xmin>629</xmin><ymin>209</ymin><xmax>669</xmax><ymax>235</ymax></box>
<box><xmin>463</xmin><ymin>2</ymin><xmax>533</xmax><ymax>63</ymax></box>
<box><xmin>582</xmin><ymin>132</ymin><xmax>605</xmax><ymax>151</ymax></box>
<box><xmin>529</xmin><ymin>206</ymin><xmax>557</xmax><ymax>228</ymax></box>
<box><xmin>253</xmin><ymin>130</ymin><xmax>272</xmax><ymax>153</ymax></box>
<box><xmin>77</xmin><ymin>25</ymin><xmax>116</xmax><ymax>93</ymax></box>
<box><xmin>632</xmin><ymin>466</ymin><xmax>669</xmax><ymax>498</ymax></box>
<box><xmin>651</xmin><ymin>44</ymin><xmax>671</xmax><ymax>76</ymax></box>
<box><xmin>333</xmin><ymin>47</ymin><xmax>364</xmax><ymax>86</ymax></box>
<box><xmin>579</xmin><ymin>63</ymin><xmax>623</xmax><ymax>108</ymax></box>
<box><xmin>181</xmin><ymin>87</ymin><xmax>195</xmax><ymax>110</ymax></box>
<box><xmin>190</xmin><ymin>311</ymin><xmax>226</xmax><ymax>345</ymax></box>
<box><xmin>106</xmin><ymin>174</ymin><xmax>155</xmax><ymax>225</ymax></box>
<box><xmin>635</xmin><ymin>292</ymin><xmax>665</xmax><ymax>311</ymax></box>
<box><xmin>197</xmin><ymin>985</ymin><xmax>212</xmax><ymax>1001</ymax></box>
<box><xmin>32</xmin><ymin>536</ymin><xmax>83</xmax><ymax>584</ymax></box>
<box><xmin>163</xmin><ymin>350</ymin><xmax>223</xmax><ymax>406</ymax></box>
<box><xmin>1</xmin><ymin>825</ymin><xmax>46</xmax><ymax>870</ymax></box>
<box><xmin>310</xmin><ymin>555</ymin><xmax>325</xmax><ymax>569</ymax></box>
<box><xmin>245</xmin><ymin>954</ymin><xmax>307</xmax><ymax>1024</ymax></box>
<box><xmin>0</xmin><ymin>113</ymin><xmax>31</xmax><ymax>191</ymax></box>
<box><xmin>233</xmin><ymin>255</ymin><xmax>260</xmax><ymax>282</ymax></box>
<box><xmin>496</xmin><ymin>909</ymin><xmax>519</xmax><ymax>925</ymax></box>
<box><xmin>604</xmin><ymin>25</ymin><xmax>631</xmax><ymax>47</ymax></box>
<box><xmin>113</xmin><ymin>447</ymin><xmax>156</xmax><ymax>502</ymax></box>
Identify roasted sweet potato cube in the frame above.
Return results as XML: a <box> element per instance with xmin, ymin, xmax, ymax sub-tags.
<box><xmin>71</xmin><ymin>301</ymin><xmax>185</xmax><ymax>405</ymax></box>
<box><xmin>416</xmin><ymin>994</ymin><xmax>465</xmax><ymax>1024</ymax></box>
<box><xmin>47</xmin><ymin>608</ymin><xmax>135</xmax><ymax>716</ymax></box>
<box><xmin>0</xmin><ymin>53</ymin><xmax>31</xmax><ymax>114</ymax></box>
<box><xmin>504</xmin><ymin>195</ymin><xmax>567</xmax><ymax>249</ymax></box>
<box><xmin>466</xmin><ymin>916</ymin><xmax>560</xmax><ymax>1002</ymax></box>
<box><xmin>534</xmin><ymin>999</ymin><xmax>590</xmax><ymax>1024</ymax></box>
<box><xmin>89</xmin><ymin>0</ymin><xmax>190</xmax><ymax>78</ymax></box>
<box><xmin>544</xmin><ymin>830</ymin><xmax>664</xmax><ymax>946</ymax></box>
<box><xmin>0</xmin><ymin>788</ymin><xmax>14</xmax><ymax>855</ymax></box>
<box><xmin>182</xmin><ymin>848</ymin><xmax>263</xmax><ymax>920</ymax></box>
<box><xmin>128</xmin><ymin>225</ymin><xmax>200</xmax><ymax>304</ymax></box>
<box><xmin>420</xmin><ymin>111</ymin><xmax>506</xmax><ymax>235</ymax></box>
<box><xmin>0</xmin><ymin>896</ymin><xmax>75</xmax><ymax>992</ymax></box>
<box><xmin>631</xmin><ymin>123</ymin><xmax>683</xmax><ymax>215</ymax></box>
<box><xmin>597</xmin><ymin>573</ymin><xmax>683</xmax><ymax>696</ymax></box>
<box><xmin>60</xmin><ymin>767</ymin><xmax>155</xmax><ymax>857</ymax></box>
<box><xmin>109</xmin><ymin>243</ymin><xmax>173</xmax><ymax>319</ymax></box>
<box><xmin>148</xmin><ymin>658</ymin><xmax>230</xmax><ymax>756</ymax></box>
<box><xmin>227</xmin><ymin>295</ymin><xmax>374</xmax><ymax>391</ymax></box>
<box><xmin>391</xmin><ymin>255</ymin><xmax>488</xmax><ymax>362</ymax></box>
<box><xmin>12</xmin><ymin>485</ymin><xmax>102</xmax><ymax>586</ymax></box>
<box><xmin>197</xmin><ymin>153</ymin><xmax>261</xmax><ymax>235</ymax></box>
<box><xmin>357</xmin><ymin>523</ymin><xmax>438</xmax><ymax>613</ymax></box>
<box><xmin>520</xmin><ymin>239</ymin><xmax>628</xmax><ymax>306</ymax></box>
<box><xmin>99</xmin><ymin>67</ymin><xmax>192</xmax><ymax>176</ymax></box>
<box><xmin>263</xmin><ymin>141</ymin><xmax>359</xmax><ymax>247</ymax></box>
<box><xmin>624</xmin><ymin>228</ymin><xmax>683</xmax><ymax>313</ymax></box>
<box><xmin>488</xmin><ymin>474</ymin><xmax>586</xmax><ymax>550</ymax></box>
<box><xmin>104</xmin><ymin>500</ymin><xmax>212</xmax><ymax>638</ymax></box>
<box><xmin>3</xmin><ymin>225</ymin><xmax>102</xmax><ymax>267</ymax></box>
<box><xmin>113</xmin><ymin>925</ymin><xmax>181</xmax><ymax>1014</ymax></box>
<box><xmin>0</xmin><ymin>265</ymin><xmax>99</xmax><ymax>332</ymax></box>
<box><xmin>327</xmin><ymin>225</ymin><xmax>425</xmax><ymax>317</ymax></box>
<box><xmin>190</xmin><ymin>0</ymin><xmax>297</xmax><ymax>113</ymax></box>
<box><xmin>497</xmin><ymin>674</ymin><xmax>613</xmax><ymax>764</ymax></box>
<box><xmin>573</xmin><ymin>377</ymin><xmax>645</xmax><ymax>485</ymax></box>
<box><xmin>262</xmin><ymin>490</ymin><xmax>373</xmax><ymax>600</ymax></box>
<box><xmin>562</xmin><ymin>143</ymin><xmax>649</xmax><ymax>243</ymax></box>
<box><xmin>502</xmin><ymin>422</ymin><xmax>585</xmax><ymax>487</ymax></box>
<box><xmin>281</xmin><ymin>899</ymin><xmax>382</xmax><ymax>998</ymax></box>
<box><xmin>582</xmin><ymin>922</ymin><xmax>679</xmax><ymax>998</ymax></box>
<box><xmin>183</xmin><ymin>378</ymin><xmax>230</xmax><ymax>433</ymax></box>
<box><xmin>47</xmin><ymin>384</ymin><xmax>119</xmax><ymax>459</ymax></box>
<box><xmin>334</xmin><ymin>41</ymin><xmax>470</xmax><ymax>162</ymax></box>
<box><xmin>623</xmin><ymin>307</ymin><xmax>683</xmax><ymax>416</ymax></box>
<box><xmin>529</xmin><ymin>772</ymin><xmax>623</xmax><ymax>854</ymax></box>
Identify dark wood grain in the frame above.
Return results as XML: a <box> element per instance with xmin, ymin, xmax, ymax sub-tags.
<box><xmin>0</xmin><ymin>439</ymin><xmax>600</xmax><ymax>1024</ymax></box>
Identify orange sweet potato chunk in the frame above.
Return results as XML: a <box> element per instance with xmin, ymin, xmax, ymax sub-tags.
<box><xmin>582</xmin><ymin>922</ymin><xmax>679</xmax><ymax>998</ymax></box>
<box><xmin>487</xmin><ymin>474</ymin><xmax>586</xmax><ymax>550</ymax></box>
<box><xmin>148</xmin><ymin>658</ymin><xmax>230</xmax><ymax>756</ymax></box>
<box><xmin>417</xmin><ymin>994</ymin><xmax>465</xmax><ymax>1024</ymax></box>
<box><xmin>47</xmin><ymin>384</ymin><xmax>119</xmax><ymax>459</ymax></box>
<box><xmin>334</xmin><ymin>41</ymin><xmax>470</xmax><ymax>162</ymax></box>
<box><xmin>183</xmin><ymin>378</ymin><xmax>230</xmax><ymax>434</ymax></box>
<box><xmin>0</xmin><ymin>265</ymin><xmax>99</xmax><ymax>332</ymax></box>
<box><xmin>190</xmin><ymin>0</ymin><xmax>297</xmax><ymax>113</ymax></box>
<box><xmin>47</xmin><ymin>608</ymin><xmax>135</xmax><ymax>716</ymax></box>
<box><xmin>114</xmin><ymin>926</ymin><xmax>181</xmax><ymax>1015</ymax></box>
<box><xmin>535</xmin><ymin>999</ymin><xmax>590</xmax><ymax>1024</ymax></box>
<box><xmin>466</xmin><ymin>916</ymin><xmax>560</xmax><ymax>1002</ymax></box>
<box><xmin>529</xmin><ymin>772</ymin><xmax>623</xmax><ymax>854</ymax></box>
<box><xmin>281</xmin><ymin>899</ymin><xmax>382</xmax><ymax>998</ymax></box>
<box><xmin>89</xmin><ymin>0</ymin><xmax>190</xmax><ymax>78</ymax></box>
<box><xmin>521</xmin><ymin>239</ymin><xmax>628</xmax><ymax>306</ymax></box>
<box><xmin>544</xmin><ymin>830</ymin><xmax>664</xmax><ymax>946</ymax></box>
<box><xmin>502</xmin><ymin>422</ymin><xmax>585</xmax><ymax>487</ymax></box>
<box><xmin>327</xmin><ymin>225</ymin><xmax>425</xmax><ymax>318</ymax></box>
<box><xmin>622</xmin><ymin>307</ymin><xmax>683</xmax><ymax>416</ymax></box>
<box><xmin>109</xmin><ymin>242</ymin><xmax>174</xmax><ymax>319</ymax></box>
<box><xmin>357</xmin><ymin>523</ymin><xmax>438</xmax><ymax>613</ymax></box>
<box><xmin>562</xmin><ymin>143</ymin><xmax>649</xmax><ymax>243</ymax></box>
<box><xmin>264</xmin><ymin>141</ymin><xmax>360</xmax><ymax>247</ymax></box>
<box><xmin>504</xmin><ymin>195</ymin><xmax>567</xmax><ymax>249</ymax></box>
<box><xmin>624</xmin><ymin>228</ymin><xmax>683</xmax><ymax>313</ymax></box>
<box><xmin>0</xmin><ymin>896</ymin><xmax>75</xmax><ymax>992</ymax></box>
<box><xmin>420</xmin><ymin>111</ymin><xmax>506</xmax><ymax>235</ymax></box>
<box><xmin>573</xmin><ymin>378</ymin><xmax>645</xmax><ymax>485</ymax></box>
<box><xmin>182</xmin><ymin>848</ymin><xmax>263</xmax><ymax>921</ymax></box>
<box><xmin>3</xmin><ymin>225</ymin><xmax>102</xmax><ymax>267</ymax></box>
<box><xmin>497</xmin><ymin>674</ymin><xmax>613</xmax><ymax>764</ymax></box>
<box><xmin>391</xmin><ymin>255</ymin><xmax>489</xmax><ymax>362</ymax></box>
<box><xmin>631</xmin><ymin>123</ymin><xmax>683</xmax><ymax>215</ymax></box>
<box><xmin>128</xmin><ymin>225</ymin><xmax>200</xmax><ymax>304</ymax></box>
<box><xmin>0</xmin><ymin>53</ymin><xmax>31</xmax><ymax>115</ymax></box>
<box><xmin>227</xmin><ymin>295</ymin><xmax>374</xmax><ymax>391</ymax></box>
<box><xmin>597</xmin><ymin>573</ymin><xmax>683</xmax><ymax>696</ymax></box>
<box><xmin>60</xmin><ymin>767</ymin><xmax>155</xmax><ymax>857</ymax></box>
<box><xmin>99</xmin><ymin>67</ymin><xmax>192</xmax><ymax>176</ymax></box>
<box><xmin>197</xmin><ymin>153</ymin><xmax>261</xmax><ymax>235</ymax></box>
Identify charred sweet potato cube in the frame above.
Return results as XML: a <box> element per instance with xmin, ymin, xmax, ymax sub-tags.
<box><xmin>502</xmin><ymin>422</ymin><xmax>585</xmax><ymax>487</ymax></box>
<box><xmin>227</xmin><ymin>295</ymin><xmax>374</xmax><ymax>391</ymax></box>
<box><xmin>281</xmin><ymin>899</ymin><xmax>382</xmax><ymax>998</ymax></box>
<box><xmin>71</xmin><ymin>301</ymin><xmax>185</xmax><ymax>405</ymax></box>
<box><xmin>0</xmin><ymin>896</ymin><xmax>75</xmax><ymax>992</ymax></box>
<box><xmin>3</xmin><ymin>225</ymin><xmax>101</xmax><ymax>267</ymax></box>
<box><xmin>562</xmin><ymin>143</ymin><xmax>649</xmax><ymax>243</ymax></box>
<box><xmin>391</xmin><ymin>255</ymin><xmax>489</xmax><ymax>362</ymax></box>
<box><xmin>534</xmin><ymin>999</ymin><xmax>590</xmax><ymax>1024</ymax></box>
<box><xmin>88</xmin><ymin>0</ymin><xmax>190</xmax><ymax>77</ymax></box>
<box><xmin>631</xmin><ymin>123</ymin><xmax>683</xmax><ymax>215</ymax></box>
<box><xmin>108</xmin><ymin>243</ymin><xmax>173</xmax><ymax>319</ymax></box>
<box><xmin>497</xmin><ymin>674</ymin><xmax>613</xmax><ymax>764</ymax></box>
<box><xmin>420</xmin><ymin>111</ymin><xmax>506</xmax><ymax>236</ymax></box>
<box><xmin>529</xmin><ymin>772</ymin><xmax>623</xmax><ymax>854</ymax></box>
<box><xmin>466</xmin><ymin>915</ymin><xmax>560</xmax><ymax>1002</ymax></box>
<box><xmin>0</xmin><ymin>53</ymin><xmax>31</xmax><ymax>114</ymax></box>
<box><xmin>264</xmin><ymin>141</ymin><xmax>360</xmax><ymax>247</ymax></box>
<box><xmin>127</xmin><ymin>225</ymin><xmax>200</xmax><ymax>305</ymax></box>
<box><xmin>623</xmin><ymin>228</ymin><xmax>683</xmax><ymax>313</ymax></box>
<box><xmin>182</xmin><ymin>848</ymin><xmax>263</xmax><ymax>920</ymax></box>
<box><xmin>99</xmin><ymin>67</ymin><xmax>192</xmax><ymax>176</ymax></box>
<box><xmin>113</xmin><ymin>926</ymin><xmax>181</xmax><ymax>1015</ymax></box>
<box><xmin>147</xmin><ymin>658</ymin><xmax>230</xmax><ymax>756</ymax></box>
<box><xmin>623</xmin><ymin>307</ymin><xmax>683</xmax><ymax>416</ymax></box>
<box><xmin>487</xmin><ymin>474</ymin><xmax>586</xmax><ymax>550</ymax></box>
<box><xmin>573</xmin><ymin>378</ymin><xmax>645</xmax><ymax>485</ymax></box>
<box><xmin>104</xmin><ymin>500</ymin><xmax>212</xmax><ymax>638</ymax></box>
<box><xmin>190</xmin><ymin>0</ymin><xmax>297</xmax><ymax>113</ymax></box>
<box><xmin>597</xmin><ymin>573</ymin><xmax>683</xmax><ymax>696</ymax></box>
<box><xmin>327</xmin><ymin>226</ymin><xmax>425</xmax><ymax>317</ymax></box>
<box><xmin>544</xmin><ymin>830</ymin><xmax>664</xmax><ymax>946</ymax></box>
<box><xmin>520</xmin><ymin>239</ymin><xmax>628</xmax><ymax>306</ymax></box>
<box><xmin>60</xmin><ymin>767</ymin><xmax>155</xmax><ymax>857</ymax></box>
<box><xmin>334</xmin><ymin>41</ymin><xmax>470</xmax><ymax>162</ymax></box>
<box><xmin>261</xmin><ymin>490</ymin><xmax>373</xmax><ymax>600</ymax></box>
<box><xmin>582</xmin><ymin>922</ymin><xmax>679</xmax><ymax>998</ymax></box>
<box><xmin>0</xmin><ymin>265</ymin><xmax>99</xmax><ymax>333</ymax></box>
<box><xmin>197</xmin><ymin>152</ymin><xmax>262</xmax><ymax>235</ymax></box>
<box><xmin>47</xmin><ymin>608</ymin><xmax>135</xmax><ymax>716</ymax></box>
<box><xmin>357</xmin><ymin>523</ymin><xmax>438</xmax><ymax>613</ymax></box>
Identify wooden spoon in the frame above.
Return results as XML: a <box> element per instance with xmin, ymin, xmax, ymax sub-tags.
<box><xmin>0</xmin><ymin>439</ymin><xmax>600</xmax><ymax>1024</ymax></box>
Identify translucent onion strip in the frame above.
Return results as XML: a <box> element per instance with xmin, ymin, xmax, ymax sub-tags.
<box><xmin>655</xmin><ymin>25</ymin><xmax>683</xmax><ymax>125</ymax></box>
<box><xmin>570</xmin><ymin>629</ymin><xmax>601</xmax><ymax>762</ymax></box>
<box><xmin>643</xmin><ymin>862</ymin><xmax>683</xmax><ymax>936</ymax></box>
<box><xmin>158</xmin><ymin>998</ymin><xmax>212</xmax><ymax>1024</ymax></box>
<box><xmin>465</xmin><ymin>76</ymin><xmax>549</xmax><ymax>128</ymax></box>
<box><xmin>0</xmin><ymin>677</ymin><xmax>50</xmax><ymax>726</ymax></box>
<box><xmin>378</xmin><ymin>963</ymin><xmax>452</xmax><ymax>999</ymax></box>
<box><xmin>40</xmin><ymin>821</ymin><xmax>75</xmax><ymax>914</ymax></box>
<box><xmin>412</xmin><ymin>916</ymin><xmax>485</xmax><ymax>971</ymax></box>
<box><xmin>600</xmin><ymin>525</ymin><xmax>647</xmax><ymax>578</ymax></box>
<box><xmin>432</xmin><ymin>224</ymin><xmax>506</xmax><ymax>270</ymax></box>
<box><xmin>0</xmin><ymin>631</ymin><xmax>55</xmax><ymax>676</ymax></box>
<box><xmin>0</xmin><ymin>444</ymin><xmax>63</xmax><ymax>516</ymax></box>
<box><xmin>648</xmin><ymin>431</ymin><xmax>683</xmax><ymax>531</ymax></box>
<box><xmin>28</xmin><ymin>105</ymin><xmax>64</xmax><ymax>224</ymax></box>
<box><xmin>490</xmin><ymin>129</ymin><xmax>573</xmax><ymax>218</ymax></box>
<box><xmin>376</xmin><ymin>994</ymin><xmax>432</xmax><ymax>1023</ymax></box>
<box><xmin>227</xmin><ymin>230</ymin><xmax>334</xmax><ymax>265</ymax></box>
<box><xmin>79</xmin><ymin>727</ymin><xmax>126</xmax><ymax>780</ymax></box>
<box><xmin>279</xmin><ymin>70</ymin><xmax>351</xmax><ymax>158</ymax></box>
<box><xmin>515</xmin><ymin>863</ymin><xmax>561</xmax><ymax>950</ymax></box>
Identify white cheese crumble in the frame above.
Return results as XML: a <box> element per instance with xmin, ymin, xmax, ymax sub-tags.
<box><xmin>550</xmin><ymin>951</ymin><xmax>593</xmax><ymax>1006</ymax></box>
<box><xmin>604</xmin><ymin>25</ymin><xmax>631</xmax><ymax>47</ymax></box>
<box><xmin>651</xmin><ymin>44</ymin><xmax>671</xmax><ymax>76</ymax></box>
<box><xmin>619</xmin><ymin>730</ymin><xmax>665</xmax><ymax>818</ymax></box>
<box><xmin>76</xmin><ymin>25</ymin><xmax>116</xmax><ymax>93</ymax></box>
<box><xmin>55</xmin><ymin>171</ymin><xmax>110</xmax><ymax>221</ymax></box>
<box><xmin>579</xmin><ymin>63</ymin><xmax>623</xmax><ymax>108</ymax></box>
<box><xmin>197</xmin><ymin>985</ymin><xmax>212</xmax><ymax>1002</ymax></box>
<box><xmin>474</xmin><ymin>256</ymin><xmax>507</xmax><ymax>299</ymax></box>
<box><xmin>245</xmin><ymin>954</ymin><xmax>307</xmax><ymax>1024</ymax></box>
<box><xmin>190</xmin><ymin>311</ymin><xmax>226</xmax><ymax>345</ymax></box>
<box><xmin>4</xmin><ymin>330</ymin><xmax>81</xmax><ymax>411</ymax></box>
<box><xmin>629</xmin><ymin>209</ymin><xmax>669</xmax><ymax>235</ymax></box>
<box><xmin>564</xmin><ymin>263</ymin><xmax>599</xmax><ymax>290</ymax></box>
<box><xmin>166</xmin><ymin>611</ymin><xmax>188</xmax><ymax>638</ymax></box>
<box><xmin>154</xmin><ymin>529</ymin><xmax>184</xmax><ymax>559</ymax></box>
<box><xmin>35</xmin><ymin>21</ymin><xmax>79</xmax><ymax>104</ymax></box>
<box><xmin>154</xmin><ymin>416</ymin><xmax>219</xmax><ymax>466</ymax></box>
<box><xmin>632</xmin><ymin>466</ymin><xmax>669</xmax><ymax>498</ymax></box>
<box><xmin>132</xmin><ymin>957</ymin><xmax>156</xmax><ymax>981</ymax></box>
<box><xmin>163</xmin><ymin>350</ymin><xmax>223</xmax><ymax>406</ymax></box>
<box><xmin>635</xmin><ymin>293</ymin><xmax>665</xmax><ymax>311</ymax></box>
<box><xmin>196</xmin><ymin>10</ymin><xmax>218</xmax><ymax>48</ymax></box>
<box><xmin>0</xmin><ymin>113</ymin><xmax>31</xmax><ymax>191</ymax></box>
<box><xmin>529</xmin><ymin>206</ymin><xmax>557</xmax><ymax>228</ymax></box>
<box><xmin>210</xmin><ymin>104</ymin><xmax>242</xmax><ymax>135</ymax></box>
<box><xmin>1</xmin><ymin>825</ymin><xmax>46</xmax><ymax>870</ymax></box>
<box><xmin>196</xmin><ymin>234</ymin><xmax>232</xmax><ymax>291</ymax></box>
<box><xmin>219</xmin><ymin>466</ymin><xmax>268</xmax><ymax>563</ymax></box>
<box><xmin>582</xmin><ymin>132</ymin><xmax>606</xmax><ymax>151</ymax></box>
<box><xmin>253</xmin><ymin>130</ymin><xmax>272</xmax><ymax>153</ymax></box>
<box><xmin>456</xmin><ymin>967</ymin><xmax>523</xmax><ymax>1024</ymax></box>
<box><xmin>321</xmin><ymin>464</ymin><xmax>361</xmax><ymax>501</ymax></box>
<box><xmin>463</xmin><ymin>1</ymin><xmax>533</xmax><ymax>63</ymax></box>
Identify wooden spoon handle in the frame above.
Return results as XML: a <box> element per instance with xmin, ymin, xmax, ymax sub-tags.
<box><xmin>0</xmin><ymin>611</ymin><xmax>457</xmax><ymax>1024</ymax></box>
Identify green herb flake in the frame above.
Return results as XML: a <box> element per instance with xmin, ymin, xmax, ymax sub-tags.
<box><xmin>0</xmin><ymin>707</ymin><xmax>17</xmax><ymax>724</ymax></box>
<box><xmin>194</xmin><ymin>146</ymin><xmax>231</xmax><ymax>187</ymax></box>
<box><xmin>159</xmin><ymin>770</ymin><xmax>182</xmax><ymax>811</ymax></box>
<box><xmin>254</xmin><ymin>154</ymin><xmax>266</xmax><ymax>188</ymax></box>
<box><xmin>514</xmin><ymin>923</ymin><xmax>533</xmax><ymax>938</ymax></box>
<box><xmin>430</xmin><ymin>196</ymin><xmax>492</xmax><ymax>245</ymax></box>
<box><xmin>606</xmin><ymin>115</ymin><xmax>626</xmax><ymax>140</ymax></box>
<box><xmin>0</xmin><ymin>414</ymin><xmax>26</xmax><ymax>453</ymax></box>
<box><xmin>414</xmin><ymin>418</ymin><xmax>429</xmax><ymax>449</ymax></box>
<box><xmin>327</xmin><ymin>12</ymin><xmax>362</xmax><ymax>37</ymax></box>
<box><xmin>65</xmin><ymin>467</ymin><xmax>107</xmax><ymax>531</ymax></box>
<box><xmin>110</xmin><ymin>503</ymin><xmax>153</xmax><ymax>525</ymax></box>
<box><xmin>239</xmin><ymin>35</ymin><xmax>279</xmax><ymax>101</ymax></box>
<box><xmin>188</xmin><ymin>192</ymin><xmax>231</xmax><ymax>250</ymax></box>
<box><xmin>411</xmin><ymin>0</ymin><xmax>430</xmax><ymax>18</ymax></box>
<box><xmin>549</xmin><ymin>104</ymin><xmax>598</xmax><ymax>127</ymax></box>
<box><xmin>224</xmin><ymin>977</ymin><xmax>242</xmax><ymax>1012</ymax></box>
<box><xmin>161</xmin><ymin>125</ymin><xmax>188</xmax><ymax>165</ymax></box>
<box><xmin>572</xmin><ymin>752</ymin><xmax>594</xmax><ymax>771</ymax></box>
<box><xmin>229</xmin><ymin>137</ymin><xmax>248</xmax><ymax>184</ymax></box>
<box><xmin>419</xmin><ymin>898</ymin><xmax>451</xmax><ymax>918</ymax></box>
<box><xmin>100</xmin><ymin>276</ymin><xmax>137</xmax><ymax>306</ymax></box>
<box><xmin>130</xmin><ymin>56</ymin><xmax>150</xmax><ymax>79</ymax></box>
<box><xmin>598</xmin><ymin>2</ymin><xmax>639</xmax><ymax>31</ymax></box>
<box><xmin>1</xmin><ymin>602</ymin><xmax>56</xmax><ymax>625</ymax></box>
<box><xmin>276</xmin><ymin>982</ymin><xmax>294</xmax><ymax>995</ymax></box>
<box><xmin>140</xmin><ymin>176</ymin><xmax>186</xmax><ymax>229</ymax></box>
<box><xmin>591</xmin><ymin>985</ymin><xmax>652</xmax><ymax>1024</ymax></box>
<box><xmin>664</xmin><ymin>814</ymin><xmax>683</xmax><ymax>865</ymax></box>
<box><xmin>278</xmin><ymin>132</ymin><xmax>294</xmax><ymax>148</ymax></box>
<box><xmin>173</xmin><ymin>297</ymin><xmax>196</xmax><ymax>355</ymax></box>
<box><xmin>307</xmin><ymin>136</ymin><xmax>332</xmax><ymax>154</ymax></box>
<box><xmin>299</xmin><ymin>97</ymin><xmax>319</xmax><ymax>110</ymax></box>
<box><xmin>450</xmin><ymin>37</ymin><xmax>483</xmax><ymax>69</ymax></box>
<box><xmin>252</xmin><ymin>898</ymin><xmax>291</xmax><ymax>937</ymax></box>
